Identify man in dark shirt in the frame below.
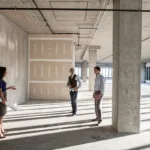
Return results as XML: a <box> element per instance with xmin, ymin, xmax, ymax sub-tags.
<box><xmin>67</xmin><ymin>68</ymin><xmax>82</xmax><ymax>116</ymax></box>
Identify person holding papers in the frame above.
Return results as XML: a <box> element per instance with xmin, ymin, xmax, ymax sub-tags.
<box><xmin>0</xmin><ymin>67</ymin><xmax>16</xmax><ymax>138</ymax></box>
<box><xmin>67</xmin><ymin>68</ymin><xmax>82</xmax><ymax>116</ymax></box>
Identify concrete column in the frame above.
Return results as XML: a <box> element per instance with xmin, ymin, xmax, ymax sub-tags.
<box><xmin>81</xmin><ymin>60</ymin><xmax>88</xmax><ymax>82</ymax></box>
<box><xmin>141</xmin><ymin>63</ymin><xmax>145</xmax><ymax>83</ymax></box>
<box><xmin>113</xmin><ymin>0</ymin><xmax>142</xmax><ymax>133</ymax></box>
<box><xmin>89</xmin><ymin>50</ymin><xmax>97</xmax><ymax>91</ymax></box>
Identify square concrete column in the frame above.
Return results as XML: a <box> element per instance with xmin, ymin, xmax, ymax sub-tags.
<box><xmin>141</xmin><ymin>63</ymin><xmax>145</xmax><ymax>83</ymax></box>
<box><xmin>113</xmin><ymin>0</ymin><xmax>142</xmax><ymax>133</ymax></box>
<box><xmin>81</xmin><ymin>60</ymin><xmax>88</xmax><ymax>82</ymax></box>
<box><xmin>89</xmin><ymin>50</ymin><xmax>97</xmax><ymax>91</ymax></box>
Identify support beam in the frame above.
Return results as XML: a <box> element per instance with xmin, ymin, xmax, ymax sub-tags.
<box><xmin>32</xmin><ymin>0</ymin><xmax>53</xmax><ymax>34</ymax></box>
<box><xmin>112</xmin><ymin>0</ymin><xmax>142</xmax><ymax>133</ymax></box>
<box><xmin>0</xmin><ymin>7</ymin><xmax>149</xmax><ymax>12</ymax></box>
<box><xmin>89</xmin><ymin>50</ymin><xmax>97</xmax><ymax>91</ymax></box>
<box><xmin>141</xmin><ymin>63</ymin><xmax>145</xmax><ymax>83</ymax></box>
<box><xmin>81</xmin><ymin>60</ymin><xmax>88</xmax><ymax>82</ymax></box>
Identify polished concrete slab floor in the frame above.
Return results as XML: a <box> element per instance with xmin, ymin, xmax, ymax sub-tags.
<box><xmin>1</xmin><ymin>80</ymin><xmax>150</xmax><ymax>150</ymax></box>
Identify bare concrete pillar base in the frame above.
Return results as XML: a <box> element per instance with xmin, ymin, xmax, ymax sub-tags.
<box><xmin>112</xmin><ymin>0</ymin><xmax>142</xmax><ymax>133</ymax></box>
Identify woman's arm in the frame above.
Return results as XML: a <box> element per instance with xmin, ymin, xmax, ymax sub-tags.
<box><xmin>6</xmin><ymin>86</ymin><xmax>16</xmax><ymax>90</ymax></box>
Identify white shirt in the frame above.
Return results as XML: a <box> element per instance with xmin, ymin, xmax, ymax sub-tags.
<box><xmin>94</xmin><ymin>74</ymin><xmax>105</xmax><ymax>93</ymax></box>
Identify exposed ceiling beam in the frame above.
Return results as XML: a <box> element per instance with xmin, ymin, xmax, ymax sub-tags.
<box><xmin>79</xmin><ymin>27</ymin><xmax>97</xmax><ymax>29</ymax></box>
<box><xmin>98</xmin><ymin>55</ymin><xmax>112</xmax><ymax>62</ymax></box>
<box><xmin>97</xmin><ymin>37</ymin><xmax>150</xmax><ymax>63</ymax></box>
<box><xmin>89</xmin><ymin>45</ymin><xmax>101</xmax><ymax>50</ymax></box>
<box><xmin>26</xmin><ymin>1</ymin><xmax>80</xmax><ymax>45</ymax></box>
<box><xmin>0</xmin><ymin>8</ymin><xmax>150</xmax><ymax>12</ymax></box>
<box><xmin>81</xmin><ymin>0</ymin><xmax>111</xmax><ymax>60</ymax></box>
<box><xmin>32</xmin><ymin>0</ymin><xmax>54</xmax><ymax>34</ymax></box>
<box><xmin>142</xmin><ymin>37</ymin><xmax>150</xmax><ymax>42</ymax></box>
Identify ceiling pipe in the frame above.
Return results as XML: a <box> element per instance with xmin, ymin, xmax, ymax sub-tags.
<box><xmin>31</xmin><ymin>0</ymin><xmax>80</xmax><ymax>47</ymax></box>
<box><xmin>142</xmin><ymin>37</ymin><xmax>150</xmax><ymax>42</ymax></box>
<box><xmin>79</xmin><ymin>27</ymin><xmax>97</xmax><ymax>29</ymax></box>
<box><xmin>0</xmin><ymin>7</ymin><xmax>149</xmax><ymax>12</ymax></box>
<box><xmin>98</xmin><ymin>55</ymin><xmax>112</xmax><ymax>62</ymax></box>
<box><xmin>0</xmin><ymin>6</ymin><xmax>146</xmax><ymax>49</ymax></box>
<box><xmin>81</xmin><ymin>0</ymin><xmax>111</xmax><ymax>60</ymax></box>
<box><xmin>97</xmin><ymin>36</ymin><xmax>150</xmax><ymax>62</ymax></box>
<box><xmin>32</xmin><ymin>0</ymin><xmax>54</xmax><ymax>34</ymax></box>
<box><xmin>96</xmin><ymin>36</ymin><xmax>150</xmax><ymax>63</ymax></box>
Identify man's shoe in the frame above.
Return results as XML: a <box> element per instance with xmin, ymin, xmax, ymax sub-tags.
<box><xmin>72</xmin><ymin>112</ymin><xmax>77</xmax><ymax>116</ymax></box>
<box><xmin>92</xmin><ymin>118</ymin><xmax>99</xmax><ymax>121</ymax></box>
<box><xmin>97</xmin><ymin>119</ymin><xmax>102</xmax><ymax>125</ymax></box>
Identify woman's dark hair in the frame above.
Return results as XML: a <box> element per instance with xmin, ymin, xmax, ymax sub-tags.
<box><xmin>94</xmin><ymin>66</ymin><xmax>101</xmax><ymax>71</ymax></box>
<box><xmin>0</xmin><ymin>67</ymin><xmax>6</xmax><ymax>79</ymax></box>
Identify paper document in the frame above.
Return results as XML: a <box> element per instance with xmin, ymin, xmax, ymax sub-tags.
<box><xmin>0</xmin><ymin>99</ymin><xmax>18</xmax><ymax>111</ymax></box>
<box><xmin>69</xmin><ymin>88</ymin><xmax>75</xmax><ymax>92</ymax></box>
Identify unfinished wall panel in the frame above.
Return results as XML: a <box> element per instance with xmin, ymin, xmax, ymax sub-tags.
<box><xmin>30</xmin><ymin>61</ymin><xmax>73</xmax><ymax>81</ymax></box>
<box><xmin>29</xmin><ymin>83</ymin><xmax>69</xmax><ymax>100</ymax></box>
<box><xmin>30</xmin><ymin>40</ymin><xmax>73</xmax><ymax>60</ymax></box>
<box><xmin>0</xmin><ymin>13</ymin><xmax>28</xmax><ymax>104</ymax></box>
<box><xmin>29</xmin><ymin>35</ymin><xmax>74</xmax><ymax>100</ymax></box>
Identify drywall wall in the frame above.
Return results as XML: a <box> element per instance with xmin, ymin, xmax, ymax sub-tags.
<box><xmin>0</xmin><ymin>13</ymin><xmax>28</xmax><ymax>104</ymax></box>
<box><xmin>29</xmin><ymin>35</ymin><xmax>74</xmax><ymax>100</ymax></box>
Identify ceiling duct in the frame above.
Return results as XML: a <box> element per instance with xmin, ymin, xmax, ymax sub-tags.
<box><xmin>88</xmin><ymin>46</ymin><xmax>101</xmax><ymax>50</ymax></box>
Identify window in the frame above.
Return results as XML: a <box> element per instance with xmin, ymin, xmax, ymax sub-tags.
<box><xmin>101</xmin><ymin>67</ymin><xmax>112</xmax><ymax>78</ymax></box>
<box><xmin>145</xmin><ymin>67</ymin><xmax>150</xmax><ymax>80</ymax></box>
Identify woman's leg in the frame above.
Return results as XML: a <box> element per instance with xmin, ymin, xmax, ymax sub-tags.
<box><xmin>1</xmin><ymin>117</ymin><xmax>6</xmax><ymax>133</ymax></box>
<box><xmin>0</xmin><ymin>117</ymin><xmax>2</xmax><ymax>133</ymax></box>
<box><xmin>0</xmin><ymin>116</ymin><xmax>5</xmax><ymax>137</ymax></box>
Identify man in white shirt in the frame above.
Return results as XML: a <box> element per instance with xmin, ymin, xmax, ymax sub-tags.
<box><xmin>67</xmin><ymin>68</ymin><xmax>82</xmax><ymax>116</ymax></box>
<box><xmin>92</xmin><ymin>66</ymin><xmax>105</xmax><ymax>124</ymax></box>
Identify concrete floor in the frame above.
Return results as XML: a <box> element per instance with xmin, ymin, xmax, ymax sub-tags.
<box><xmin>1</xmin><ymin>80</ymin><xmax>150</xmax><ymax>150</ymax></box>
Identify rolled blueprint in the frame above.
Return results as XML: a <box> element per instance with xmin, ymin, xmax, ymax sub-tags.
<box><xmin>0</xmin><ymin>99</ymin><xmax>18</xmax><ymax>111</ymax></box>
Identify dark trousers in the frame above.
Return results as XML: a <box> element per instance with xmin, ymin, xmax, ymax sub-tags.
<box><xmin>95</xmin><ymin>97</ymin><xmax>102</xmax><ymax>120</ymax></box>
<box><xmin>70</xmin><ymin>91</ymin><xmax>78</xmax><ymax>114</ymax></box>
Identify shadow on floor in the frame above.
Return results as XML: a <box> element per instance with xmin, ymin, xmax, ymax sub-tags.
<box><xmin>125</xmin><ymin>144</ymin><xmax>150</xmax><ymax>150</ymax></box>
<box><xmin>140</xmin><ymin>118</ymin><xmax>150</xmax><ymax>122</ymax></box>
<box><xmin>141</xmin><ymin>95</ymin><xmax>150</xmax><ymax>98</ymax></box>
<box><xmin>6</xmin><ymin>119</ymin><xmax>110</xmax><ymax>132</ymax></box>
<box><xmin>5</xmin><ymin>108</ymin><xmax>112</xmax><ymax>119</ymax></box>
<box><xmin>5</xmin><ymin>112</ymin><xmax>110</xmax><ymax>123</ymax></box>
<box><xmin>21</xmin><ymin>98</ymin><xmax>112</xmax><ymax>106</ymax></box>
<box><xmin>6</xmin><ymin>123</ymin><xmax>104</xmax><ymax>137</ymax></box>
<box><xmin>0</xmin><ymin>126</ymin><xmax>132</xmax><ymax>150</ymax></box>
<box><xmin>14</xmin><ymin>105</ymin><xmax>112</xmax><ymax>112</ymax></box>
<box><xmin>5</xmin><ymin>109</ymin><xmax>150</xmax><ymax>121</ymax></box>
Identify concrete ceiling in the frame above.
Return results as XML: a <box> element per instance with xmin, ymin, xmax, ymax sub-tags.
<box><xmin>0</xmin><ymin>0</ymin><xmax>150</xmax><ymax>63</ymax></box>
<box><xmin>84</xmin><ymin>0</ymin><xmax>150</xmax><ymax>63</ymax></box>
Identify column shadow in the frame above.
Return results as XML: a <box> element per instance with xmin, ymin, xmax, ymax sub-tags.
<box><xmin>0</xmin><ymin>126</ymin><xmax>132</xmax><ymax>150</ymax></box>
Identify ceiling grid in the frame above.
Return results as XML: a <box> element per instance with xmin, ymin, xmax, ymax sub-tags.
<box><xmin>0</xmin><ymin>0</ymin><xmax>150</xmax><ymax>62</ymax></box>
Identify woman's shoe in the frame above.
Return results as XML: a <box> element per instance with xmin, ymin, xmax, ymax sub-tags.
<box><xmin>0</xmin><ymin>133</ymin><xmax>6</xmax><ymax>139</ymax></box>
<box><xmin>1</xmin><ymin>130</ymin><xmax>7</xmax><ymax>134</ymax></box>
<box><xmin>1</xmin><ymin>128</ymin><xmax>7</xmax><ymax>134</ymax></box>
